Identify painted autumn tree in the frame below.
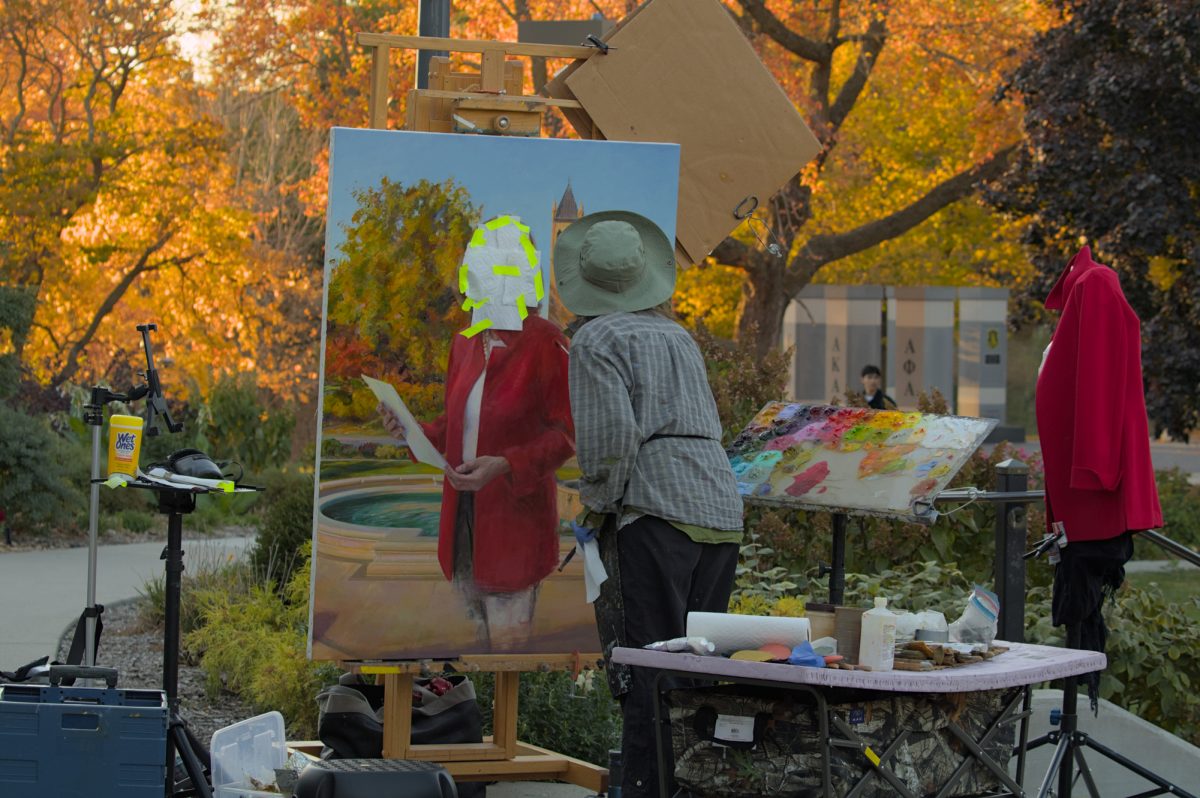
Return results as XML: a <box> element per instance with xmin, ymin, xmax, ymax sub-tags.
<box><xmin>327</xmin><ymin>177</ymin><xmax>479</xmax><ymax>416</ymax></box>
<box><xmin>710</xmin><ymin>0</ymin><xmax>1047</xmax><ymax>354</ymax></box>
<box><xmin>985</xmin><ymin>0</ymin><xmax>1200</xmax><ymax>440</ymax></box>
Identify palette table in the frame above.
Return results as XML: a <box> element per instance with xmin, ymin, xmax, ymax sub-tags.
<box><xmin>612</xmin><ymin>642</ymin><xmax>1106</xmax><ymax>798</ymax></box>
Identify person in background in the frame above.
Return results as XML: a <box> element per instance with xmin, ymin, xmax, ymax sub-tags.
<box><xmin>861</xmin><ymin>364</ymin><xmax>897</xmax><ymax>410</ymax></box>
<box><xmin>555</xmin><ymin>210</ymin><xmax>743</xmax><ymax>798</ymax></box>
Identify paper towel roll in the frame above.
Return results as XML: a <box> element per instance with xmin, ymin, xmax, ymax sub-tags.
<box><xmin>686</xmin><ymin>612</ymin><xmax>811</xmax><ymax>654</ymax></box>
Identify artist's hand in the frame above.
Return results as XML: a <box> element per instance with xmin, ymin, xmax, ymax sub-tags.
<box><xmin>446</xmin><ymin>456</ymin><xmax>510</xmax><ymax>492</ymax></box>
<box><xmin>377</xmin><ymin>402</ymin><xmax>409</xmax><ymax>442</ymax></box>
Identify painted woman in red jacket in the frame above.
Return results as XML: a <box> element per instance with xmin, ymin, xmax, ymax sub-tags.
<box><xmin>382</xmin><ymin>216</ymin><xmax>574</xmax><ymax>651</ymax></box>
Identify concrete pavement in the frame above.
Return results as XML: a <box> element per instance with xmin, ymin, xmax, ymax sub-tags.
<box><xmin>994</xmin><ymin>438</ymin><xmax>1200</xmax><ymax>477</ymax></box>
<box><xmin>0</xmin><ymin>536</ymin><xmax>254</xmax><ymax>671</ymax></box>
<box><xmin>0</xmin><ymin>536</ymin><xmax>598</xmax><ymax>796</ymax></box>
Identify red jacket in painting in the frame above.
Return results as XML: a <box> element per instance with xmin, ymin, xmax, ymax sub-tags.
<box><xmin>1035</xmin><ymin>247</ymin><xmax>1162</xmax><ymax>542</ymax></box>
<box><xmin>421</xmin><ymin>315</ymin><xmax>574</xmax><ymax>593</ymax></box>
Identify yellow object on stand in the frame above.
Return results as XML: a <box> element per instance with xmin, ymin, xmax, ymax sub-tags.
<box><xmin>107</xmin><ymin>414</ymin><xmax>143</xmax><ymax>478</ymax></box>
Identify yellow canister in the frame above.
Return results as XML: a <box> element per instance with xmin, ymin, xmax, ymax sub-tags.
<box><xmin>107</xmin><ymin>414</ymin><xmax>144</xmax><ymax>478</ymax></box>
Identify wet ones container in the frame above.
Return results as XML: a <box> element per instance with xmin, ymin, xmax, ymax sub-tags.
<box><xmin>107</xmin><ymin>414</ymin><xmax>143</xmax><ymax>478</ymax></box>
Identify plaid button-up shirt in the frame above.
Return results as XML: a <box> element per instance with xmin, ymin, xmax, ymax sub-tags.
<box><xmin>568</xmin><ymin>310</ymin><xmax>744</xmax><ymax>532</ymax></box>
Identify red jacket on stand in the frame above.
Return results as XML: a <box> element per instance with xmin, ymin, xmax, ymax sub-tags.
<box><xmin>1035</xmin><ymin>247</ymin><xmax>1162</xmax><ymax>542</ymax></box>
<box><xmin>421</xmin><ymin>315</ymin><xmax>574</xmax><ymax>593</ymax></box>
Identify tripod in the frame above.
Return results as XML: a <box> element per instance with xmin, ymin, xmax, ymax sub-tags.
<box><xmin>1027</xmin><ymin>623</ymin><xmax>1197</xmax><ymax>798</ymax></box>
<box><xmin>157</xmin><ymin>486</ymin><xmax>213</xmax><ymax>798</ymax></box>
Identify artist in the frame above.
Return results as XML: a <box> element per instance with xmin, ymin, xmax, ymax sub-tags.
<box><xmin>380</xmin><ymin>215</ymin><xmax>574</xmax><ymax>651</ymax></box>
<box><xmin>555</xmin><ymin>211</ymin><xmax>744</xmax><ymax>798</ymax></box>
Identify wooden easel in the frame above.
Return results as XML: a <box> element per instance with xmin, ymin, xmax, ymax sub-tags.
<box><xmin>347</xmin><ymin>31</ymin><xmax>607</xmax><ymax>792</ymax></box>
<box><xmin>358</xmin><ymin>34</ymin><xmax>592</xmax><ymax>133</ymax></box>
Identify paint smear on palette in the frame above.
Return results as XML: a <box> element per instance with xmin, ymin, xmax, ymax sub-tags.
<box><xmin>921</xmin><ymin>417</ymin><xmax>979</xmax><ymax>448</ymax></box>
<box><xmin>910</xmin><ymin>477</ymin><xmax>939</xmax><ymax>497</ymax></box>
<box><xmin>786</xmin><ymin>461</ymin><xmax>830</xmax><ymax>496</ymax></box>
<box><xmin>858</xmin><ymin>444</ymin><xmax>917</xmax><ymax>479</ymax></box>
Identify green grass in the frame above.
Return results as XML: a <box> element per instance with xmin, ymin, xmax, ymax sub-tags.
<box><xmin>1126</xmin><ymin>568</ymin><xmax>1200</xmax><ymax>622</ymax></box>
<box><xmin>319</xmin><ymin>459</ymin><xmax>440</xmax><ymax>480</ymax></box>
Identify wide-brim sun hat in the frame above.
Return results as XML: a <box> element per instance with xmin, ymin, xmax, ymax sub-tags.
<box><xmin>553</xmin><ymin>210</ymin><xmax>675</xmax><ymax>316</ymax></box>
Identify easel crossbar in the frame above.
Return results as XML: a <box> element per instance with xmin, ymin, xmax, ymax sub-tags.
<box><xmin>357</xmin><ymin>33</ymin><xmax>596</xmax><ymax>60</ymax></box>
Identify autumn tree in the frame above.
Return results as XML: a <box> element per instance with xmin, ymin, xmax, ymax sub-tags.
<box><xmin>986</xmin><ymin>0</ymin><xmax>1200</xmax><ymax>439</ymax></box>
<box><xmin>693</xmin><ymin>0</ymin><xmax>1049</xmax><ymax>354</ymax></box>
<box><xmin>0</xmin><ymin>0</ymin><xmax>325</xmax><ymax>407</ymax></box>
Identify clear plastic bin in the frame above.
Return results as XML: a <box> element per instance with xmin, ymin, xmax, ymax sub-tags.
<box><xmin>210</xmin><ymin>710</ymin><xmax>288</xmax><ymax>798</ymax></box>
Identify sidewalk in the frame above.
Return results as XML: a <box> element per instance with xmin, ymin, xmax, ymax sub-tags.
<box><xmin>0</xmin><ymin>537</ymin><xmax>601</xmax><ymax>797</ymax></box>
<box><xmin>1001</xmin><ymin>438</ymin><xmax>1200</xmax><ymax>477</ymax></box>
<box><xmin>0</xmin><ymin>536</ymin><xmax>254</xmax><ymax>671</ymax></box>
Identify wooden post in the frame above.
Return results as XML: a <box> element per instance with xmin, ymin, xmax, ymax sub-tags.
<box><xmin>381</xmin><ymin>673</ymin><xmax>414</xmax><ymax>758</ymax></box>
<box><xmin>369</xmin><ymin>44</ymin><xmax>390</xmax><ymax>129</ymax></box>
<box><xmin>491</xmin><ymin>671</ymin><xmax>521</xmax><ymax>760</ymax></box>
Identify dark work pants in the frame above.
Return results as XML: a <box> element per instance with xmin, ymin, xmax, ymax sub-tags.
<box><xmin>593</xmin><ymin>515</ymin><xmax>739</xmax><ymax>798</ymax></box>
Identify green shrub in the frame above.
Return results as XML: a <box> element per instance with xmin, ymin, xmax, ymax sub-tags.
<box><xmin>251</xmin><ymin>470</ymin><xmax>314</xmax><ymax>585</ymax></box>
<box><xmin>692</xmin><ymin>324</ymin><xmax>791</xmax><ymax>445</ymax></box>
<box><xmin>0</xmin><ymin>405</ymin><xmax>85</xmax><ymax>536</ymax></box>
<box><xmin>118</xmin><ymin>508</ymin><xmax>156</xmax><ymax>534</ymax></box>
<box><xmin>136</xmin><ymin>552</ymin><xmax>255</xmax><ymax>639</ymax></box>
<box><xmin>472</xmin><ymin>670</ymin><xmax>621</xmax><ymax>766</ymax></box>
<box><xmin>1136</xmin><ymin>468</ymin><xmax>1200</xmax><ymax>559</ymax></box>
<box><xmin>1099</xmin><ymin>584</ymin><xmax>1200</xmax><ymax>745</ymax></box>
<box><xmin>201</xmin><ymin>373</ymin><xmax>295</xmax><ymax>474</ymax></box>
<box><xmin>186</xmin><ymin>547</ymin><xmax>338</xmax><ymax>738</ymax></box>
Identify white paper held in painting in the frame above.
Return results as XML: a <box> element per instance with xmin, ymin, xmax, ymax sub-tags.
<box><xmin>362</xmin><ymin>375</ymin><xmax>447</xmax><ymax>470</ymax></box>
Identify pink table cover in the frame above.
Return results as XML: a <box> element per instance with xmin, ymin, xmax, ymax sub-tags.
<box><xmin>611</xmin><ymin>641</ymin><xmax>1105</xmax><ymax>693</ymax></box>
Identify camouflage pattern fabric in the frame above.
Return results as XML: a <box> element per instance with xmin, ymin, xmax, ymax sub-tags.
<box><xmin>669</xmin><ymin>684</ymin><xmax>1019</xmax><ymax>797</ymax></box>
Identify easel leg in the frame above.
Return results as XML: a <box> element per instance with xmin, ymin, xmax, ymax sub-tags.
<box><xmin>382</xmin><ymin>673</ymin><xmax>415</xmax><ymax>759</ymax></box>
<box><xmin>492</xmin><ymin>671</ymin><xmax>520</xmax><ymax>759</ymax></box>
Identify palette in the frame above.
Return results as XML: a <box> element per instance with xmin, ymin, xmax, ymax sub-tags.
<box><xmin>727</xmin><ymin>402</ymin><xmax>996</xmax><ymax>523</ymax></box>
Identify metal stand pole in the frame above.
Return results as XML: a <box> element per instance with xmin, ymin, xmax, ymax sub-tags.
<box><xmin>86</xmin><ymin>421</ymin><xmax>102</xmax><ymax>667</ymax></box>
<box><xmin>1057</xmin><ymin>624</ymin><xmax>1081</xmax><ymax>798</ymax></box>
<box><xmin>994</xmin><ymin>459</ymin><xmax>1028</xmax><ymax>643</ymax></box>
<box><xmin>158</xmin><ymin>489</ymin><xmax>211</xmax><ymax>798</ymax></box>
<box><xmin>829</xmin><ymin>513</ymin><xmax>847</xmax><ymax>605</ymax></box>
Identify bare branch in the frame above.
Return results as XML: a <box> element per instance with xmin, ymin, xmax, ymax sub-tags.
<box><xmin>736</xmin><ymin>0</ymin><xmax>830</xmax><ymax>63</ymax></box>
<box><xmin>496</xmin><ymin>0</ymin><xmax>519</xmax><ymax>22</ymax></box>
<box><xmin>51</xmin><ymin>228</ymin><xmax>182</xmax><ymax>387</ymax></box>
<box><xmin>710</xmin><ymin>236</ymin><xmax>760</xmax><ymax>273</ymax></box>
<box><xmin>828</xmin><ymin>16</ymin><xmax>886</xmax><ymax>133</ymax></box>
<box><xmin>784</xmin><ymin>145</ymin><xmax>1017</xmax><ymax>292</ymax></box>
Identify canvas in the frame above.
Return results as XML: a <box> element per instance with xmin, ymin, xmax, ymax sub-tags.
<box><xmin>728</xmin><ymin>402</ymin><xmax>996</xmax><ymax>523</ymax></box>
<box><xmin>310</xmin><ymin>128</ymin><xmax>680</xmax><ymax>661</ymax></box>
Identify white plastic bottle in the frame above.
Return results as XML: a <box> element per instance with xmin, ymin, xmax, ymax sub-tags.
<box><xmin>858</xmin><ymin>597</ymin><xmax>898</xmax><ymax>672</ymax></box>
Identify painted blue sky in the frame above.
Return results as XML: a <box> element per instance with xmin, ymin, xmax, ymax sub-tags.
<box><xmin>324</xmin><ymin>128</ymin><xmax>680</xmax><ymax>287</ymax></box>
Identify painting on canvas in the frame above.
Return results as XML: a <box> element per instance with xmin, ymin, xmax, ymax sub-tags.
<box><xmin>310</xmin><ymin>128</ymin><xmax>680</xmax><ymax>661</ymax></box>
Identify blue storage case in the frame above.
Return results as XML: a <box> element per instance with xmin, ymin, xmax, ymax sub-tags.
<box><xmin>0</xmin><ymin>682</ymin><xmax>168</xmax><ymax>798</ymax></box>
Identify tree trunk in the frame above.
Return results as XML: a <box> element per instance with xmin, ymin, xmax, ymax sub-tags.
<box><xmin>736</xmin><ymin>267</ymin><xmax>791</xmax><ymax>357</ymax></box>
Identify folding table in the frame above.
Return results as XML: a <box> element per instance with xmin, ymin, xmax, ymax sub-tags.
<box><xmin>612</xmin><ymin>641</ymin><xmax>1106</xmax><ymax>797</ymax></box>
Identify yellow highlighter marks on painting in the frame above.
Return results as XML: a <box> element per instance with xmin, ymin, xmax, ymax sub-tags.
<box><xmin>461</xmin><ymin>318</ymin><xmax>493</xmax><ymax>338</ymax></box>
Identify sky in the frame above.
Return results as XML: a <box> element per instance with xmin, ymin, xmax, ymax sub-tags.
<box><xmin>323</xmin><ymin>128</ymin><xmax>681</xmax><ymax>293</ymax></box>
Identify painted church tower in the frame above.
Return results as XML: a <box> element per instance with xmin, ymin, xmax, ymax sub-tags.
<box><xmin>549</xmin><ymin>181</ymin><xmax>583</xmax><ymax>326</ymax></box>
